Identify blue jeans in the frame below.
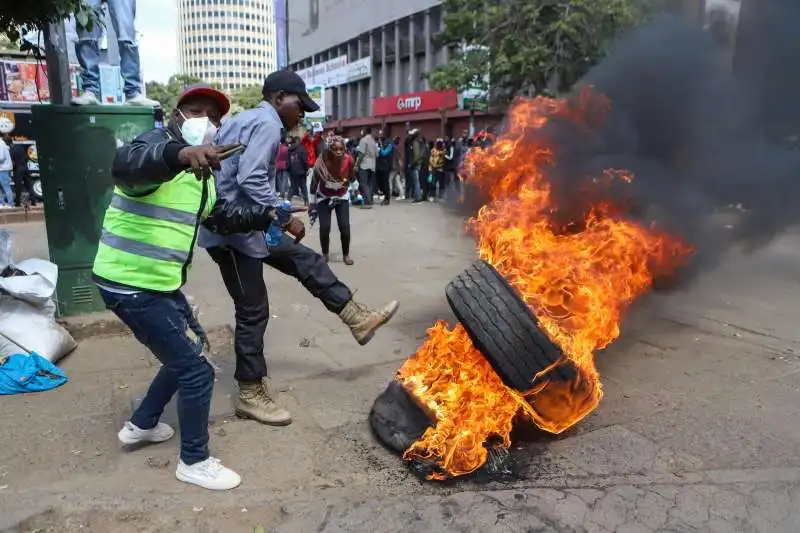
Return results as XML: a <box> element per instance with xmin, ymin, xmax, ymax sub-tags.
<box><xmin>76</xmin><ymin>0</ymin><xmax>142</xmax><ymax>97</ymax></box>
<box><xmin>99</xmin><ymin>288</ymin><xmax>213</xmax><ymax>465</ymax></box>
<box><xmin>408</xmin><ymin>167</ymin><xmax>422</xmax><ymax>201</ymax></box>
<box><xmin>0</xmin><ymin>171</ymin><xmax>12</xmax><ymax>205</ymax></box>
<box><xmin>277</xmin><ymin>170</ymin><xmax>290</xmax><ymax>197</ymax></box>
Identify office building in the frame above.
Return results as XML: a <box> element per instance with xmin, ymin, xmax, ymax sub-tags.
<box><xmin>177</xmin><ymin>0</ymin><xmax>278</xmax><ymax>91</ymax></box>
<box><xmin>287</xmin><ymin>1</ymin><xmax>486</xmax><ymax>138</ymax></box>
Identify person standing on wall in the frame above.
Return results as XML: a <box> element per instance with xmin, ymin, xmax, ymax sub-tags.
<box><xmin>375</xmin><ymin>131</ymin><xmax>394</xmax><ymax>206</ymax></box>
<box><xmin>356</xmin><ymin>126</ymin><xmax>378</xmax><ymax>208</ymax></box>
<box><xmin>309</xmin><ymin>136</ymin><xmax>355</xmax><ymax>265</ymax></box>
<box><xmin>199</xmin><ymin>70</ymin><xmax>399</xmax><ymax>428</ymax></box>
<box><xmin>71</xmin><ymin>0</ymin><xmax>158</xmax><ymax>107</ymax></box>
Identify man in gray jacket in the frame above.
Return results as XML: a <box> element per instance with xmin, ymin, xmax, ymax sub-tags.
<box><xmin>356</xmin><ymin>126</ymin><xmax>378</xmax><ymax>208</ymax></box>
<box><xmin>199</xmin><ymin>70</ymin><xmax>399</xmax><ymax>427</ymax></box>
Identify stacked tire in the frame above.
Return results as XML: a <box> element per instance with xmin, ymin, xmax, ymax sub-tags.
<box><xmin>445</xmin><ymin>260</ymin><xmax>574</xmax><ymax>391</ymax></box>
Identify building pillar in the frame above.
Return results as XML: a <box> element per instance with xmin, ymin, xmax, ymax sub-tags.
<box><xmin>368</xmin><ymin>30</ymin><xmax>375</xmax><ymax>113</ymax></box>
<box><xmin>440</xmin><ymin>6</ymin><xmax>450</xmax><ymax>65</ymax></box>
<box><xmin>380</xmin><ymin>25</ymin><xmax>388</xmax><ymax>97</ymax></box>
<box><xmin>423</xmin><ymin>9</ymin><xmax>433</xmax><ymax>90</ymax></box>
<box><xmin>342</xmin><ymin>44</ymin><xmax>350</xmax><ymax>119</ymax></box>
<box><xmin>394</xmin><ymin>21</ymin><xmax>401</xmax><ymax>94</ymax></box>
<box><xmin>356</xmin><ymin>37</ymin><xmax>365</xmax><ymax>117</ymax></box>
<box><xmin>328</xmin><ymin>49</ymin><xmax>337</xmax><ymax>120</ymax></box>
<box><xmin>408</xmin><ymin>15</ymin><xmax>417</xmax><ymax>92</ymax></box>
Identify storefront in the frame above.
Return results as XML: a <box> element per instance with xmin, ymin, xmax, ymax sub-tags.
<box><xmin>328</xmin><ymin>88</ymin><xmax>498</xmax><ymax>141</ymax></box>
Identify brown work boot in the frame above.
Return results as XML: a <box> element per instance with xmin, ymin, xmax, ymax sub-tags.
<box><xmin>235</xmin><ymin>381</ymin><xmax>292</xmax><ymax>426</ymax></box>
<box><xmin>339</xmin><ymin>297</ymin><xmax>399</xmax><ymax>346</ymax></box>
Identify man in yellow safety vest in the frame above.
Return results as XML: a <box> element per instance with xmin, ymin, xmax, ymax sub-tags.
<box><xmin>92</xmin><ymin>84</ymin><xmax>300</xmax><ymax>491</ymax></box>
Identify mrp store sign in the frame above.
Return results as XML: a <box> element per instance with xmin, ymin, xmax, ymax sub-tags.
<box><xmin>372</xmin><ymin>89</ymin><xmax>458</xmax><ymax>116</ymax></box>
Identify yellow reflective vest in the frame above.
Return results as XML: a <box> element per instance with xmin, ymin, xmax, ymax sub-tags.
<box><xmin>93</xmin><ymin>171</ymin><xmax>217</xmax><ymax>292</ymax></box>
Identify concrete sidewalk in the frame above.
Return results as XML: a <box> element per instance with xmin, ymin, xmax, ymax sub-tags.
<box><xmin>2</xmin><ymin>204</ymin><xmax>800</xmax><ymax>532</ymax></box>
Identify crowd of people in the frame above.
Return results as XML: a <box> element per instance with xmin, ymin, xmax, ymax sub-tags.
<box><xmin>274</xmin><ymin>125</ymin><xmax>496</xmax><ymax>207</ymax></box>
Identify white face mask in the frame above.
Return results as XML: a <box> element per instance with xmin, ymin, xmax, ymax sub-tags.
<box><xmin>179</xmin><ymin>110</ymin><xmax>217</xmax><ymax>146</ymax></box>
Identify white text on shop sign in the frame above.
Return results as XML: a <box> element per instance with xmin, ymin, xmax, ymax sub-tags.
<box><xmin>396</xmin><ymin>96</ymin><xmax>422</xmax><ymax>111</ymax></box>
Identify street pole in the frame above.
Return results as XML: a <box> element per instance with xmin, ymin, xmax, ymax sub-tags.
<box><xmin>284</xmin><ymin>0</ymin><xmax>290</xmax><ymax>68</ymax></box>
<box><xmin>43</xmin><ymin>21</ymin><xmax>72</xmax><ymax>105</ymax></box>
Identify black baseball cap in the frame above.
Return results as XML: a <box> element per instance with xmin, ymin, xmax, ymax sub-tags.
<box><xmin>262</xmin><ymin>70</ymin><xmax>320</xmax><ymax>113</ymax></box>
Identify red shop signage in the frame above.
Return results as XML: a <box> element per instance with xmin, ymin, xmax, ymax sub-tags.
<box><xmin>372</xmin><ymin>89</ymin><xmax>459</xmax><ymax>116</ymax></box>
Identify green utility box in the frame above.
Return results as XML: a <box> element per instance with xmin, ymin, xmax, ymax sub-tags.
<box><xmin>32</xmin><ymin>105</ymin><xmax>157</xmax><ymax>317</ymax></box>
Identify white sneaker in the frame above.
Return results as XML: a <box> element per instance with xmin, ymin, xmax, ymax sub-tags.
<box><xmin>176</xmin><ymin>457</ymin><xmax>241</xmax><ymax>491</ymax></box>
<box><xmin>125</xmin><ymin>93</ymin><xmax>160</xmax><ymax>107</ymax></box>
<box><xmin>118</xmin><ymin>421</ymin><xmax>175</xmax><ymax>445</ymax></box>
<box><xmin>71</xmin><ymin>91</ymin><xmax>100</xmax><ymax>106</ymax></box>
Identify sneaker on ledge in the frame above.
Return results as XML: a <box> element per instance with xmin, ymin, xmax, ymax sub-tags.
<box><xmin>125</xmin><ymin>93</ymin><xmax>160</xmax><ymax>107</ymax></box>
<box><xmin>71</xmin><ymin>91</ymin><xmax>100</xmax><ymax>106</ymax></box>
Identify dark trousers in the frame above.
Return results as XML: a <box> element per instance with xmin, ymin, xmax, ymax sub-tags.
<box><xmin>290</xmin><ymin>172</ymin><xmax>308</xmax><ymax>203</ymax></box>
<box><xmin>318</xmin><ymin>197</ymin><xmax>351</xmax><ymax>256</ymax></box>
<box><xmin>358</xmin><ymin>169</ymin><xmax>375</xmax><ymax>205</ymax></box>
<box><xmin>206</xmin><ymin>236</ymin><xmax>352</xmax><ymax>383</ymax></box>
<box><xmin>99</xmin><ymin>288</ymin><xmax>213</xmax><ymax>465</ymax></box>
<box><xmin>376</xmin><ymin>168</ymin><xmax>391</xmax><ymax>202</ymax></box>
<box><xmin>13</xmin><ymin>169</ymin><xmax>35</xmax><ymax>206</ymax></box>
<box><xmin>436</xmin><ymin>171</ymin><xmax>449</xmax><ymax>199</ymax></box>
<box><xmin>422</xmin><ymin>170</ymin><xmax>437</xmax><ymax>200</ymax></box>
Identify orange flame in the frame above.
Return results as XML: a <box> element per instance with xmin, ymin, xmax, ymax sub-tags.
<box><xmin>396</xmin><ymin>91</ymin><xmax>694</xmax><ymax>480</ymax></box>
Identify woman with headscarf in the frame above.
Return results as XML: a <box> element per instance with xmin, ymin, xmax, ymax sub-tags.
<box><xmin>309</xmin><ymin>136</ymin><xmax>356</xmax><ymax>265</ymax></box>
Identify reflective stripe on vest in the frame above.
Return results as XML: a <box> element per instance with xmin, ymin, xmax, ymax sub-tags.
<box><xmin>109</xmin><ymin>194</ymin><xmax>198</xmax><ymax>226</ymax></box>
<box><xmin>92</xmin><ymin>171</ymin><xmax>216</xmax><ymax>292</ymax></box>
<box><xmin>99</xmin><ymin>229</ymin><xmax>190</xmax><ymax>264</ymax></box>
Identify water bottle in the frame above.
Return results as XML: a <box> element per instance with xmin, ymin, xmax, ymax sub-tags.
<box><xmin>265</xmin><ymin>200</ymin><xmax>292</xmax><ymax>247</ymax></box>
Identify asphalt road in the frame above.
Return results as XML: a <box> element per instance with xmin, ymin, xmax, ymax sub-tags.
<box><xmin>1</xmin><ymin>202</ymin><xmax>799</xmax><ymax>533</ymax></box>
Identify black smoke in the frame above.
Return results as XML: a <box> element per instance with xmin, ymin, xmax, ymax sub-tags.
<box><xmin>508</xmin><ymin>8</ymin><xmax>800</xmax><ymax>286</ymax></box>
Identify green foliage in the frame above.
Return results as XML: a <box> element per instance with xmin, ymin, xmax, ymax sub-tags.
<box><xmin>229</xmin><ymin>85</ymin><xmax>263</xmax><ymax>114</ymax></box>
<box><xmin>0</xmin><ymin>0</ymin><xmax>94</xmax><ymax>41</ymax></box>
<box><xmin>429</xmin><ymin>0</ymin><xmax>647</xmax><ymax>99</ymax></box>
<box><xmin>145</xmin><ymin>74</ymin><xmax>206</xmax><ymax>112</ymax></box>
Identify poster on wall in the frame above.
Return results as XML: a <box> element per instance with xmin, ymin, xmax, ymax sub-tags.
<box><xmin>0</xmin><ymin>61</ymin><xmax>79</xmax><ymax>103</ymax></box>
<box><xmin>304</xmin><ymin>84</ymin><xmax>326</xmax><ymax>120</ymax></box>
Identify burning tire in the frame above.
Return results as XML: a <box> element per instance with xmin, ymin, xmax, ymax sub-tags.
<box><xmin>445</xmin><ymin>260</ymin><xmax>573</xmax><ymax>392</ymax></box>
<box><xmin>369</xmin><ymin>380</ymin><xmax>432</xmax><ymax>454</ymax></box>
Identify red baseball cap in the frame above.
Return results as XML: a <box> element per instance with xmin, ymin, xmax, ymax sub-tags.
<box><xmin>176</xmin><ymin>83</ymin><xmax>231</xmax><ymax>116</ymax></box>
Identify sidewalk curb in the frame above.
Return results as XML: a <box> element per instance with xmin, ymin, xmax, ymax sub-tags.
<box><xmin>0</xmin><ymin>207</ymin><xmax>44</xmax><ymax>224</ymax></box>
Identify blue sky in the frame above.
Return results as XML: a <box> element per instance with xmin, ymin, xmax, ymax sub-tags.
<box><xmin>137</xmin><ymin>0</ymin><xmax>179</xmax><ymax>83</ymax></box>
